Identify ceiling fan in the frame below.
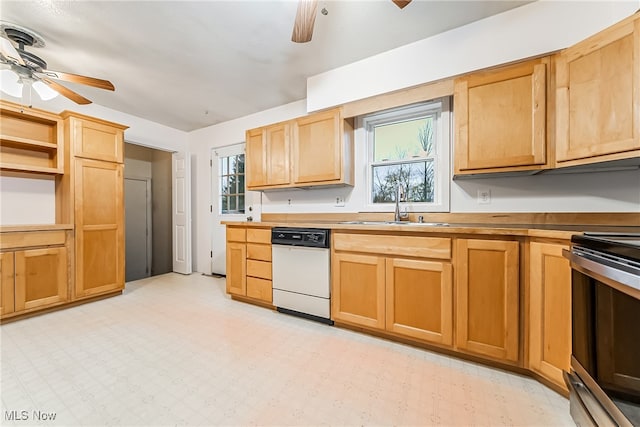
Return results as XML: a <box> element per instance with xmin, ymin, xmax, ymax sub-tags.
<box><xmin>0</xmin><ymin>22</ymin><xmax>115</xmax><ymax>105</ymax></box>
<box><xmin>292</xmin><ymin>0</ymin><xmax>412</xmax><ymax>43</ymax></box>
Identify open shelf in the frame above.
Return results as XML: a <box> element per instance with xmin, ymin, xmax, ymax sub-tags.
<box><xmin>0</xmin><ymin>135</ymin><xmax>58</xmax><ymax>151</ymax></box>
<box><xmin>0</xmin><ymin>101</ymin><xmax>64</xmax><ymax>175</ymax></box>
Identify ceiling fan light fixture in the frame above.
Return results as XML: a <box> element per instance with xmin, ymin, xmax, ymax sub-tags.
<box><xmin>0</xmin><ymin>68</ymin><xmax>23</xmax><ymax>97</ymax></box>
<box><xmin>32</xmin><ymin>79</ymin><xmax>58</xmax><ymax>100</ymax></box>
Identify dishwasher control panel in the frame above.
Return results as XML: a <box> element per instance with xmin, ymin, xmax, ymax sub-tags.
<box><xmin>271</xmin><ymin>227</ymin><xmax>330</xmax><ymax>248</ymax></box>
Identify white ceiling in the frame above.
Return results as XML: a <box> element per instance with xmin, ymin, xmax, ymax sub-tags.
<box><xmin>1</xmin><ymin>0</ymin><xmax>532</xmax><ymax>131</ymax></box>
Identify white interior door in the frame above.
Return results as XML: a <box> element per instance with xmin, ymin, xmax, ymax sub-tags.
<box><xmin>125</xmin><ymin>177</ymin><xmax>152</xmax><ymax>282</ymax></box>
<box><xmin>172</xmin><ymin>151</ymin><xmax>192</xmax><ymax>274</ymax></box>
<box><xmin>211</xmin><ymin>144</ymin><xmax>249</xmax><ymax>275</ymax></box>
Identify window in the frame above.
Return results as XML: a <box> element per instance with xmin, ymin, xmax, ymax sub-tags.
<box><xmin>364</xmin><ymin>99</ymin><xmax>450</xmax><ymax>212</ymax></box>
<box><xmin>219</xmin><ymin>153</ymin><xmax>245</xmax><ymax>214</ymax></box>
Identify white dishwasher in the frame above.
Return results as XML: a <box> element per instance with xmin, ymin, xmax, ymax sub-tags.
<box><xmin>271</xmin><ymin>227</ymin><xmax>332</xmax><ymax>324</ymax></box>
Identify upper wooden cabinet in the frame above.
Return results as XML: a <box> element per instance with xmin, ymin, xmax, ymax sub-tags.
<box><xmin>245</xmin><ymin>107</ymin><xmax>354</xmax><ymax>190</ymax></box>
<box><xmin>556</xmin><ymin>12</ymin><xmax>640</xmax><ymax>166</ymax></box>
<box><xmin>0</xmin><ymin>101</ymin><xmax>64</xmax><ymax>174</ymax></box>
<box><xmin>246</xmin><ymin>122</ymin><xmax>290</xmax><ymax>188</ymax></box>
<box><xmin>455</xmin><ymin>238</ymin><xmax>520</xmax><ymax>363</ymax></box>
<box><xmin>292</xmin><ymin>109</ymin><xmax>352</xmax><ymax>185</ymax></box>
<box><xmin>61</xmin><ymin>112</ymin><xmax>126</xmax><ymax>163</ymax></box>
<box><xmin>454</xmin><ymin>57</ymin><xmax>551</xmax><ymax>175</ymax></box>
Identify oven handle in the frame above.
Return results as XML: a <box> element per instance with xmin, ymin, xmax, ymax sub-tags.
<box><xmin>564</xmin><ymin>248</ymin><xmax>640</xmax><ymax>292</ymax></box>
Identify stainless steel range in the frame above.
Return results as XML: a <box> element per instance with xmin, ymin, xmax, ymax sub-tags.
<box><xmin>564</xmin><ymin>233</ymin><xmax>640</xmax><ymax>427</ymax></box>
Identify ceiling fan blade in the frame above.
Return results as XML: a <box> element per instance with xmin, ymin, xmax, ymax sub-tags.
<box><xmin>39</xmin><ymin>69</ymin><xmax>115</xmax><ymax>91</ymax></box>
<box><xmin>392</xmin><ymin>0</ymin><xmax>412</xmax><ymax>9</ymax></box>
<box><xmin>291</xmin><ymin>0</ymin><xmax>318</xmax><ymax>43</ymax></box>
<box><xmin>0</xmin><ymin>36</ymin><xmax>25</xmax><ymax>66</ymax></box>
<box><xmin>41</xmin><ymin>78</ymin><xmax>91</xmax><ymax>105</ymax></box>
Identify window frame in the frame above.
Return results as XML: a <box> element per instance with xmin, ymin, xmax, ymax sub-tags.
<box><xmin>363</xmin><ymin>98</ymin><xmax>451</xmax><ymax>213</ymax></box>
<box><xmin>219</xmin><ymin>152</ymin><xmax>246</xmax><ymax>215</ymax></box>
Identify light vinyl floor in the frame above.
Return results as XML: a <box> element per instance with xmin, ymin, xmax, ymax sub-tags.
<box><xmin>1</xmin><ymin>273</ymin><xmax>573</xmax><ymax>426</ymax></box>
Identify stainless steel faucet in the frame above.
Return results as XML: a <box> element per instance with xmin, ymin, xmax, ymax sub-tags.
<box><xmin>394</xmin><ymin>184</ymin><xmax>408</xmax><ymax>222</ymax></box>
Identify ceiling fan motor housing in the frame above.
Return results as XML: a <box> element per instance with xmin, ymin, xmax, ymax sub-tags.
<box><xmin>5</xmin><ymin>28</ymin><xmax>36</xmax><ymax>47</ymax></box>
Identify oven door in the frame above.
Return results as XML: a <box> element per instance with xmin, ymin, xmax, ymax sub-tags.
<box><xmin>566</xmin><ymin>247</ymin><xmax>640</xmax><ymax>427</ymax></box>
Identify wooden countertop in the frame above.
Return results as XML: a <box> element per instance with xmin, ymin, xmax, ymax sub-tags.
<box><xmin>222</xmin><ymin>220</ymin><xmax>640</xmax><ymax>240</ymax></box>
<box><xmin>0</xmin><ymin>224</ymin><xmax>73</xmax><ymax>233</ymax></box>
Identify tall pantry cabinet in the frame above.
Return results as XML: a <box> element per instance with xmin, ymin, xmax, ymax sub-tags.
<box><xmin>59</xmin><ymin>112</ymin><xmax>127</xmax><ymax>299</ymax></box>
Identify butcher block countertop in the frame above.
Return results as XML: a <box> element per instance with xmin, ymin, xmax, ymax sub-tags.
<box><xmin>222</xmin><ymin>220</ymin><xmax>640</xmax><ymax>240</ymax></box>
<box><xmin>0</xmin><ymin>224</ymin><xmax>73</xmax><ymax>233</ymax></box>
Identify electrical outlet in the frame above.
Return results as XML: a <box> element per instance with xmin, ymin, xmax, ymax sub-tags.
<box><xmin>477</xmin><ymin>189</ymin><xmax>491</xmax><ymax>204</ymax></box>
<box><xmin>335</xmin><ymin>196</ymin><xmax>345</xmax><ymax>207</ymax></box>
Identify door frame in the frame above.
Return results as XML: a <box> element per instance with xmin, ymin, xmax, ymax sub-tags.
<box><xmin>124</xmin><ymin>176</ymin><xmax>152</xmax><ymax>280</ymax></box>
<box><xmin>211</xmin><ymin>143</ymin><xmax>247</xmax><ymax>275</ymax></box>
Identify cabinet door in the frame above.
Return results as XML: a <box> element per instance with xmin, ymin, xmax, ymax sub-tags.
<box><xmin>332</xmin><ymin>252</ymin><xmax>385</xmax><ymax>329</ymax></box>
<box><xmin>14</xmin><ymin>247</ymin><xmax>68</xmax><ymax>311</ymax></box>
<box><xmin>556</xmin><ymin>15</ymin><xmax>640</xmax><ymax>164</ymax></box>
<box><xmin>292</xmin><ymin>109</ymin><xmax>342</xmax><ymax>184</ymax></box>
<box><xmin>71</xmin><ymin>117</ymin><xmax>124</xmax><ymax>163</ymax></box>
<box><xmin>455</xmin><ymin>59</ymin><xmax>548</xmax><ymax>173</ymax></box>
<box><xmin>529</xmin><ymin>242</ymin><xmax>571</xmax><ymax>389</ymax></box>
<box><xmin>226</xmin><ymin>242</ymin><xmax>246</xmax><ymax>296</ymax></box>
<box><xmin>75</xmin><ymin>159</ymin><xmax>124</xmax><ymax>298</ymax></box>
<box><xmin>385</xmin><ymin>258</ymin><xmax>453</xmax><ymax>346</ymax></box>
<box><xmin>0</xmin><ymin>252</ymin><xmax>15</xmax><ymax>316</ymax></box>
<box><xmin>246</xmin><ymin>128</ymin><xmax>267</xmax><ymax>188</ymax></box>
<box><xmin>456</xmin><ymin>239</ymin><xmax>519</xmax><ymax>362</ymax></box>
<box><xmin>265</xmin><ymin>122</ymin><xmax>290</xmax><ymax>186</ymax></box>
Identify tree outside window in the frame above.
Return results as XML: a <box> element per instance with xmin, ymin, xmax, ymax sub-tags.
<box><xmin>369</xmin><ymin>110</ymin><xmax>438</xmax><ymax>204</ymax></box>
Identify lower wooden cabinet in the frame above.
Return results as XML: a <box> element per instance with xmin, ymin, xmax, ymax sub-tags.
<box><xmin>528</xmin><ymin>241</ymin><xmax>571</xmax><ymax>389</ymax></box>
<box><xmin>332</xmin><ymin>252</ymin><xmax>386</xmax><ymax>329</ymax></box>
<box><xmin>0</xmin><ymin>229</ymin><xmax>71</xmax><ymax>320</ymax></box>
<box><xmin>386</xmin><ymin>258</ymin><xmax>453</xmax><ymax>345</ymax></box>
<box><xmin>226</xmin><ymin>241</ymin><xmax>246</xmax><ymax>296</ymax></box>
<box><xmin>455</xmin><ymin>238</ymin><xmax>520</xmax><ymax>362</ymax></box>
<box><xmin>332</xmin><ymin>248</ymin><xmax>453</xmax><ymax>347</ymax></box>
<box><xmin>15</xmin><ymin>247</ymin><xmax>68</xmax><ymax>311</ymax></box>
<box><xmin>225</xmin><ymin>226</ymin><xmax>272</xmax><ymax>304</ymax></box>
<box><xmin>1</xmin><ymin>252</ymin><xmax>15</xmax><ymax>316</ymax></box>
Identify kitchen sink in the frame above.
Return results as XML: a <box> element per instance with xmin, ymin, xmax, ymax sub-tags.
<box><xmin>340</xmin><ymin>221</ymin><xmax>449</xmax><ymax>226</ymax></box>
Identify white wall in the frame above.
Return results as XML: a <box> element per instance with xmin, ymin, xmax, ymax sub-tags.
<box><xmin>0</xmin><ymin>174</ymin><xmax>56</xmax><ymax>225</ymax></box>
<box><xmin>307</xmin><ymin>0</ymin><xmax>640</xmax><ymax>111</ymax></box>
<box><xmin>188</xmin><ymin>100</ymin><xmax>307</xmax><ymax>273</ymax></box>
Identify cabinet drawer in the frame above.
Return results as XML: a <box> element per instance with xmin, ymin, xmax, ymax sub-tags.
<box><xmin>0</xmin><ymin>230</ymin><xmax>66</xmax><ymax>250</ymax></box>
<box><xmin>246</xmin><ymin>277</ymin><xmax>272</xmax><ymax>303</ymax></box>
<box><xmin>227</xmin><ymin>227</ymin><xmax>246</xmax><ymax>243</ymax></box>
<box><xmin>247</xmin><ymin>243</ymin><xmax>272</xmax><ymax>261</ymax></box>
<box><xmin>333</xmin><ymin>233</ymin><xmax>451</xmax><ymax>259</ymax></box>
<box><xmin>247</xmin><ymin>228</ymin><xmax>271</xmax><ymax>244</ymax></box>
<box><xmin>247</xmin><ymin>259</ymin><xmax>272</xmax><ymax>280</ymax></box>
